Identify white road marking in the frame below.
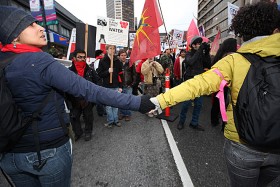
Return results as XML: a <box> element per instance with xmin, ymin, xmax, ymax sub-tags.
<box><xmin>161</xmin><ymin>119</ymin><xmax>194</xmax><ymax>187</ymax></box>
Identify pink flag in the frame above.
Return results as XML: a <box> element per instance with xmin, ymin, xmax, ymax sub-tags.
<box><xmin>210</xmin><ymin>30</ymin><xmax>221</xmax><ymax>56</ymax></box>
<box><xmin>186</xmin><ymin>19</ymin><xmax>199</xmax><ymax>51</ymax></box>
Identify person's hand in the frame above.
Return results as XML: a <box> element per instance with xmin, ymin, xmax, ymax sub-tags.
<box><xmin>118</xmin><ymin>88</ymin><xmax>122</xmax><ymax>93</ymax></box>
<box><xmin>138</xmin><ymin>95</ymin><xmax>156</xmax><ymax>114</ymax></box>
<box><xmin>108</xmin><ymin>68</ymin><xmax>113</xmax><ymax>73</ymax></box>
<box><xmin>149</xmin><ymin>97</ymin><xmax>162</xmax><ymax>115</ymax></box>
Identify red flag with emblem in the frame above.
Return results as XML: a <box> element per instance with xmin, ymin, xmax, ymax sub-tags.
<box><xmin>210</xmin><ymin>30</ymin><xmax>221</xmax><ymax>56</ymax></box>
<box><xmin>129</xmin><ymin>0</ymin><xmax>163</xmax><ymax>67</ymax></box>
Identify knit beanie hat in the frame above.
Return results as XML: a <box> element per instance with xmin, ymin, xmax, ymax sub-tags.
<box><xmin>190</xmin><ymin>36</ymin><xmax>202</xmax><ymax>47</ymax></box>
<box><xmin>0</xmin><ymin>6</ymin><xmax>36</xmax><ymax>45</ymax></box>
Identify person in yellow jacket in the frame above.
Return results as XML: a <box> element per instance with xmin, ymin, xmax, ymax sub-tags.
<box><xmin>150</xmin><ymin>2</ymin><xmax>280</xmax><ymax>186</ymax></box>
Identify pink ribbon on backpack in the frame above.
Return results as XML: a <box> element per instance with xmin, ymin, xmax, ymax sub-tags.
<box><xmin>213</xmin><ymin>69</ymin><xmax>228</xmax><ymax>122</ymax></box>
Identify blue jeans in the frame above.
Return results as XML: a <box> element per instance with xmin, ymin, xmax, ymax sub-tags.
<box><xmin>119</xmin><ymin>87</ymin><xmax>132</xmax><ymax>117</ymax></box>
<box><xmin>0</xmin><ymin>140</ymin><xmax>73</xmax><ymax>187</ymax></box>
<box><xmin>106</xmin><ymin>88</ymin><xmax>119</xmax><ymax>123</ymax></box>
<box><xmin>179</xmin><ymin>96</ymin><xmax>203</xmax><ymax>126</ymax></box>
<box><xmin>224</xmin><ymin>139</ymin><xmax>280</xmax><ymax>187</ymax></box>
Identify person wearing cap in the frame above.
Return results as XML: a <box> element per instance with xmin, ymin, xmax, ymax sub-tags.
<box><xmin>149</xmin><ymin>2</ymin><xmax>280</xmax><ymax>186</ymax></box>
<box><xmin>0</xmin><ymin>6</ymin><xmax>155</xmax><ymax>186</ymax></box>
<box><xmin>176</xmin><ymin>35</ymin><xmax>211</xmax><ymax>131</ymax></box>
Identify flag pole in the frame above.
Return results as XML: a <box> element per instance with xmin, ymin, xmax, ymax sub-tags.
<box><xmin>84</xmin><ymin>23</ymin><xmax>88</xmax><ymax>56</ymax></box>
<box><xmin>157</xmin><ymin>0</ymin><xmax>171</xmax><ymax>49</ymax></box>
<box><xmin>40</xmin><ymin>0</ymin><xmax>50</xmax><ymax>50</ymax></box>
<box><xmin>110</xmin><ymin>53</ymin><xmax>113</xmax><ymax>83</ymax></box>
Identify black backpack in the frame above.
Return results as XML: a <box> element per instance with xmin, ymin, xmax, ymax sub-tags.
<box><xmin>0</xmin><ymin>54</ymin><xmax>53</xmax><ymax>170</ymax></box>
<box><xmin>233</xmin><ymin>53</ymin><xmax>280</xmax><ymax>150</ymax></box>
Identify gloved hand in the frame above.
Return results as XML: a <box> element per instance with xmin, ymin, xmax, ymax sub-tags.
<box><xmin>138</xmin><ymin>95</ymin><xmax>156</xmax><ymax>114</ymax></box>
<box><xmin>149</xmin><ymin>97</ymin><xmax>162</xmax><ymax>115</ymax></box>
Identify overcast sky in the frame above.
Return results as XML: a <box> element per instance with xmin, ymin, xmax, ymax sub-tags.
<box><xmin>55</xmin><ymin>0</ymin><xmax>198</xmax><ymax>33</ymax></box>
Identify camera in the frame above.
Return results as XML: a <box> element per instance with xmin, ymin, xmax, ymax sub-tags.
<box><xmin>201</xmin><ymin>42</ymin><xmax>210</xmax><ymax>54</ymax></box>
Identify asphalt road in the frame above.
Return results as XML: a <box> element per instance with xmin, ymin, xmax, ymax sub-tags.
<box><xmin>71</xmin><ymin>95</ymin><xmax>230</xmax><ymax>187</ymax></box>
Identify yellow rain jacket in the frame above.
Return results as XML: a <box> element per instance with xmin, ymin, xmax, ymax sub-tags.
<box><xmin>156</xmin><ymin>33</ymin><xmax>280</xmax><ymax>144</ymax></box>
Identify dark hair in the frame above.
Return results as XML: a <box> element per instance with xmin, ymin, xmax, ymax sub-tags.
<box><xmin>179</xmin><ymin>49</ymin><xmax>187</xmax><ymax>55</ymax></box>
<box><xmin>230</xmin><ymin>2</ymin><xmax>280</xmax><ymax>41</ymax></box>
<box><xmin>73</xmin><ymin>49</ymin><xmax>86</xmax><ymax>57</ymax></box>
<box><xmin>212</xmin><ymin>38</ymin><xmax>237</xmax><ymax>65</ymax></box>
<box><xmin>95</xmin><ymin>50</ymin><xmax>103</xmax><ymax>57</ymax></box>
<box><xmin>118</xmin><ymin>49</ymin><xmax>127</xmax><ymax>56</ymax></box>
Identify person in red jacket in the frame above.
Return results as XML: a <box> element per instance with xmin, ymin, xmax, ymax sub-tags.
<box><xmin>135</xmin><ymin>58</ymin><xmax>146</xmax><ymax>94</ymax></box>
<box><xmin>173</xmin><ymin>49</ymin><xmax>187</xmax><ymax>86</ymax></box>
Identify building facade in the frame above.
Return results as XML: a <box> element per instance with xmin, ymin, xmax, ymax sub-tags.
<box><xmin>106</xmin><ymin>0</ymin><xmax>135</xmax><ymax>30</ymax></box>
<box><xmin>197</xmin><ymin>0</ymin><xmax>274</xmax><ymax>43</ymax></box>
<box><xmin>0</xmin><ymin>0</ymin><xmax>82</xmax><ymax>56</ymax></box>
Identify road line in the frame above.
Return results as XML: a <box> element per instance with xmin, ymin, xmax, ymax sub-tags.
<box><xmin>161</xmin><ymin>119</ymin><xmax>194</xmax><ymax>187</ymax></box>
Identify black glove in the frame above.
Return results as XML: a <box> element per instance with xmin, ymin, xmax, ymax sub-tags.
<box><xmin>139</xmin><ymin>95</ymin><xmax>156</xmax><ymax>114</ymax></box>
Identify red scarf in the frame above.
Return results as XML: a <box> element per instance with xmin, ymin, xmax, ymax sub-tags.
<box><xmin>1</xmin><ymin>44</ymin><xmax>42</xmax><ymax>53</ymax></box>
<box><xmin>73</xmin><ymin>60</ymin><xmax>86</xmax><ymax>77</ymax></box>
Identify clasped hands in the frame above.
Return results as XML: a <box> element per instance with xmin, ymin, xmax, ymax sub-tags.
<box><xmin>147</xmin><ymin>97</ymin><xmax>162</xmax><ymax>117</ymax></box>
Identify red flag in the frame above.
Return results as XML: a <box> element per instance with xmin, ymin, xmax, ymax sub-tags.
<box><xmin>186</xmin><ymin>19</ymin><xmax>199</xmax><ymax>51</ymax></box>
<box><xmin>210</xmin><ymin>30</ymin><xmax>221</xmax><ymax>56</ymax></box>
<box><xmin>129</xmin><ymin>0</ymin><xmax>163</xmax><ymax>67</ymax></box>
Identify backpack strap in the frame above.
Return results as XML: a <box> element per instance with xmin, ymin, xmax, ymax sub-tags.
<box><xmin>31</xmin><ymin>90</ymin><xmax>55</xmax><ymax>171</ymax></box>
<box><xmin>239</xmin><ymin>53</ymin><xmax>279</xmax><ymax>66</ymax></box>
<box><xmin>213</xmin><ymin>69</ymin><xmax>228</xmax><ymax>122</ymax></box>
<box><xmin>0</xmin><ymin>167</ymin><xmax>14</xmax><ymax>187</ymax></box>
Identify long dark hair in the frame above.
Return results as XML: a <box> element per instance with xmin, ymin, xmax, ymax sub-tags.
<box><xmin>212</xmin><ymin>38</ymin><xmax>237</xmax><ymax>65</ymax></box>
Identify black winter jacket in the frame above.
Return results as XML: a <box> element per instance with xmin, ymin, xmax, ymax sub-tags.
<box><xmin>67</xmin><ymin>62</ymin><xmax>101</xmax><ymax>108</ymax></box>
<box><xmin>97</xmin><ymin>54</ymin><xmax>123</xmax><ymax>88</ymax></box>
<box><xmin>183</xmin><ymin>46</ymin><xmax>211</xmax><ymax>79</ymax></box>
<box><xmin>121</xmin><ymin>60</ymin><xmax>137</xmax><ymax>87</ymax></box>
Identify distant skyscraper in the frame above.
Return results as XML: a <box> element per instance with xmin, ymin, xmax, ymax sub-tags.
<box><xmin>106</xmin><ymin>0</ymin><xmax>135</xmax><ymax>30</ymax></box>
